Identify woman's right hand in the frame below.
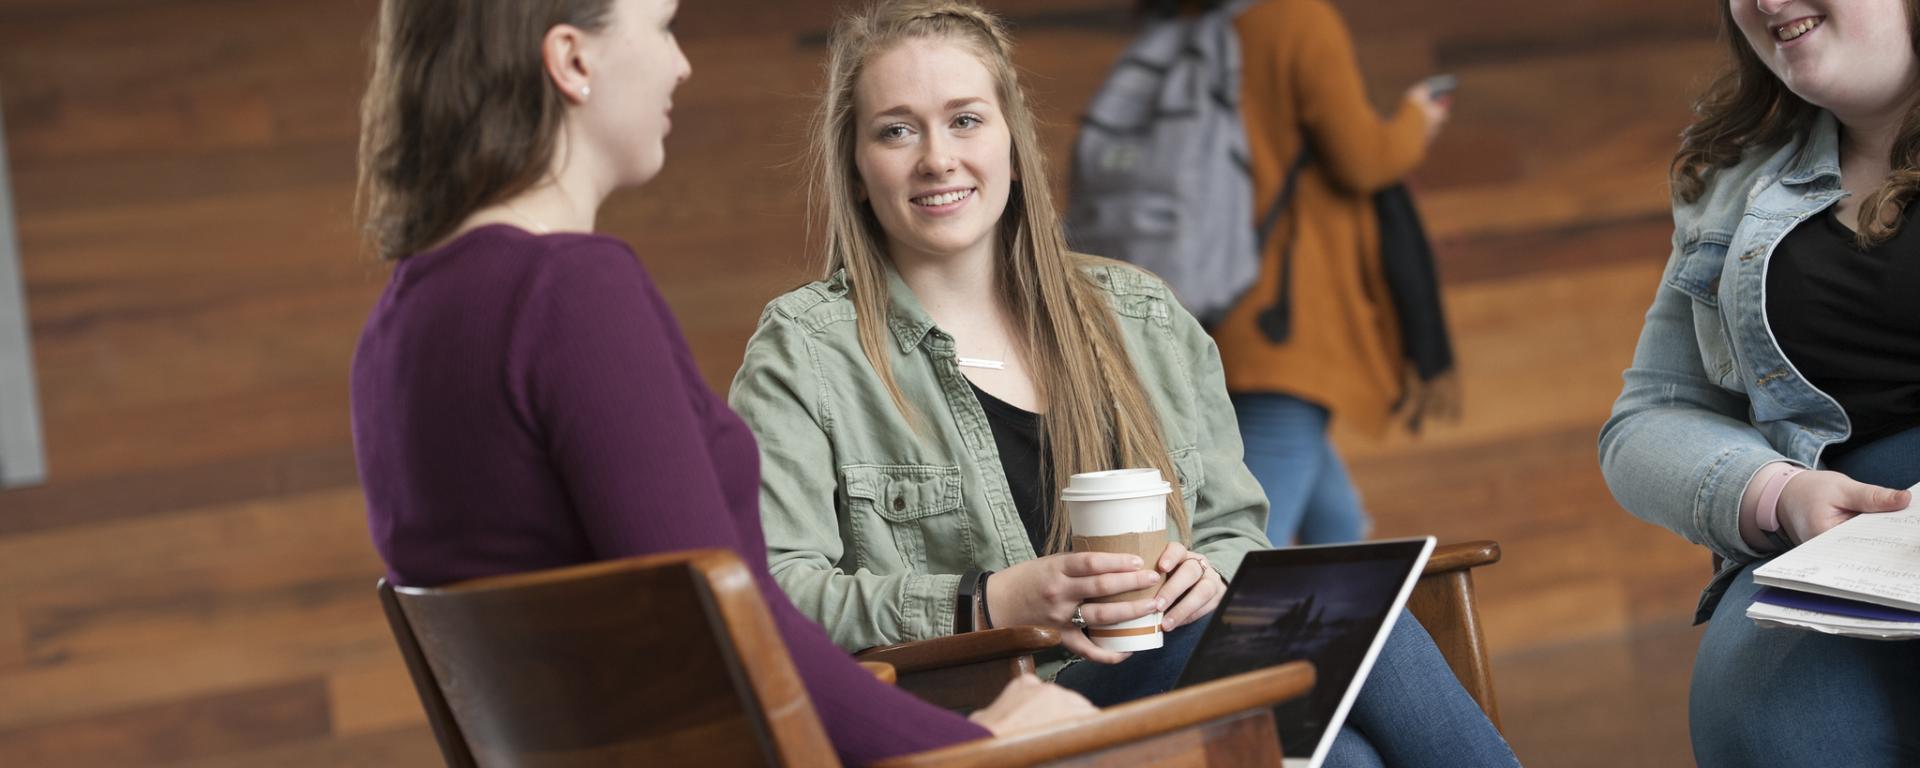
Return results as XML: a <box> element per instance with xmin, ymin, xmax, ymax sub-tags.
<box><xmin>984</xmin><ymin>552</ymin><xmax>1163</xmax><ymax>664</ymax></box>
<box><xmin>968</xmin><ymin>674</ymin><xmax>1098</xmax><ymax>736</ymax></box>
<box><xmin>1776</xmin><ymin>470</ymin><xmax>1912</xmax><ymax>545</ymax></box>
<box><xmin>1405</xmin><ymin>82</ymin><xmax>1452</xmax><ymax>146</ymax></box>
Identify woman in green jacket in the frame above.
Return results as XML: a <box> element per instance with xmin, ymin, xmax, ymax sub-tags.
<box><xmin>729</xmin><ymin>2</ymin><xmax>1513</xmax><ymax>764</ymax></box>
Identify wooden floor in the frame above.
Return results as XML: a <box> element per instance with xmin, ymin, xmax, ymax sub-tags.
<box><xmin>0</xmin><ymin>0</ymin><xmax>1726</xmax><ymax>765</ymax></box>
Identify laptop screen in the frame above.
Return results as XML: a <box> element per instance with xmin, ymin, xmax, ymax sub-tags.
<box><xmin>1176</xmin><ymin>539</ymin><xmax>1431</xmax><ymax>764</ymax></box>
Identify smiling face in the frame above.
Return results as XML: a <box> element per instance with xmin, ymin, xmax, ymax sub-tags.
<box><xmin>851</xmin><ymin>38</ymin><xmax>1015</xmax><ymax>266</ymax></box>
<box><xmin>1729</xmin><ymin>0</ymin><xmax>1919</xmax><ymax>118</ymax></box>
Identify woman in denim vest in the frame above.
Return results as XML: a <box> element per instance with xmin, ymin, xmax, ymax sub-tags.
<box><xmin>729</xmin><ymin>2</ymin><xmax>1516</xmax><ymax>764</ymax></box>
<box><xmin>1599</xmin><ymin>1</ymin><xmax>1920</xmax><ymax>764</ymax></box>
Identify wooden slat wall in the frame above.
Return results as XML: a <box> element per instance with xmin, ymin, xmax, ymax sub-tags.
<box><xmin>0</xmin><ymin>1</ymin><xmax>1726</xmax><ymax>765</ymax></box>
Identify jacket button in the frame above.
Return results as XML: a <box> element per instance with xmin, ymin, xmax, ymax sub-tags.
<box><xmin>893</xmin><ymin>496</ymin><xmax>907</xmax><ymax>512</ymax></box>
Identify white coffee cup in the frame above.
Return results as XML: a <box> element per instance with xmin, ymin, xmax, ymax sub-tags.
<box><xmin>1060</xmin><ymin>468</ymin><xmax>1172</xmax><ymax>652</ymax></box>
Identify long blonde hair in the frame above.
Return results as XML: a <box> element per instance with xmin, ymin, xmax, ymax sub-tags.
<box><xmin>806</xmin><ymin>0</ymin><xmax>1191</xmax><ymax>552</ymax></box>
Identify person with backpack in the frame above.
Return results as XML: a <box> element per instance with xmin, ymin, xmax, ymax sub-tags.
<box><xmin>1216</xmin><ymin>0</ymin><xmax>1453</xmax><ymax>548</ymax></box>
<box><xmin>1234</xmin><ymin>0</ymin><xmax>1456</xmax><ymax>549</ymax></box>
<box><xmin>1075</xmin><ymin>0</ymin><xmax>1453</xmax><ymax>548</ymax></box>
<box><xmin>729</xmin><ymin>2</ymin><xmax>1515</xmax><ymax>764</ymax></box>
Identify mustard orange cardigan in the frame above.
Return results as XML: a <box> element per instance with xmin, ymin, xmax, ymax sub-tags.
<box><xmin>1213</xmin><ymin>0</ymin><xmax>1431</xmax><ymax>438</ymax></box>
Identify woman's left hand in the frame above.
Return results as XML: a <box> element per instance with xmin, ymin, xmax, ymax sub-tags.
<box><xmin>1152</xmin><ymin>542</ymin><xmax>1225</xmax><ymax>631</ymax></box>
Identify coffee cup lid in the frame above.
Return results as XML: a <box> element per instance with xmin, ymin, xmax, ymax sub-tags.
<box><xmin>1059</xmin><ymin>468</ymin><xmax>1172</xmax><ymax>502</ymax></box>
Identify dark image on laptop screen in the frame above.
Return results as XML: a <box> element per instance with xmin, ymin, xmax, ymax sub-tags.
<box><xmin>1177</xmin><ymin>547</ymin><xmax>1417</xmax><ymax>759</ymax></box>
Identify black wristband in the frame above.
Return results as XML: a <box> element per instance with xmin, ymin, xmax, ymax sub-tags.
<box><xmin>955</xmin><ymin>568</ymin><xmax>983</xmax><ymax>635</ymax></box>
<box><xmin>977</xmin><ymin>571</ymin><xmax>995</xmax><ymax>629</ymax></box>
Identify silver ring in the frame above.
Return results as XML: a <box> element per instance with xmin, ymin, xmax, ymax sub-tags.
<box><xmin>1069</xmin><ymin>605</ymin><xmax>1088</xmax><ymax>629</ymax></box>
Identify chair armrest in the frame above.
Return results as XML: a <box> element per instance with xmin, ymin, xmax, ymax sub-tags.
<box><xmin>1424</xmin><ymin>540</ymin><xmax>1500</xmax><ymax>576</ymax></box>
<box><xmin>1428</xmin><ymin>541</ymin><xmax>1497</xmax><ymax>576</ymax></box>
<box><xmin>872</xmin><ymin>661</ymin><xmax>1315</xmax><ymax>768</ymax></box>
<box><xmin>861</xmin><ymin>661</ymin><xmax>898</xmax><ymax>685</ymax></box>
<box><xmin>855</xmin><ymin>626</ymin><xmax>1061</xmax><ymax>675</ymax></box>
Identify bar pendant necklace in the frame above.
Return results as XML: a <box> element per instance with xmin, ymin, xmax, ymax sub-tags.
<box><xmin>955</xmin><ymin>356</ymin><xmax>1006</xmax><ymax>370</ymax></box>
<box><xmin>957</xmin><ymin>336</ymin><xmax>1010</xmax><ymax>370</ymax></box>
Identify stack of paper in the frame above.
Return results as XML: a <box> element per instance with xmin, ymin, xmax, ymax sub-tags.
<box><xmin>1745</xmin><ymin>482</ymin><xmax>1920</xmax><ymax>641</ymax></box>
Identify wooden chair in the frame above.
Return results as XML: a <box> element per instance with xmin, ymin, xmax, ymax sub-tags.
<box><xmin>856</xmin><ymin>540</ymin><xmax>1505</xmax><ymax>730</ymax></box>
<box><xmin>379</xmin><ymin>549</ymin><xmax>1314</xmax><ymax>767</ymax></box>
<box><xmin>1407</xmin><ymin>540</ymin><xmax>1502</xmax><ymax>730</ymax></box>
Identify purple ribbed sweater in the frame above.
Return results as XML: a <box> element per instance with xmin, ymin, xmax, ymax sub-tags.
<box><xmin>350</xmin><ymin>225</ymin><xmax>988</xmax><ymax>764</ymax></box>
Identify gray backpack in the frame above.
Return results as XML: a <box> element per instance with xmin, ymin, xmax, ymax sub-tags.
<box><xmin>1066</xmin><ymin>2</ymin><xmax>1302</xmax><ymax>327</ymax></box>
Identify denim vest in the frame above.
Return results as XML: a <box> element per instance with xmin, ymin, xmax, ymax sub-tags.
<box><xmin>728</xmin><ymin>260</ymin><xmax>1272</xmax><ymax>657</ymax></box>
<box><xmin>1600</xmin><ymin>112</ymin><xmax>1852</xmax><ymax>622</ymax></box>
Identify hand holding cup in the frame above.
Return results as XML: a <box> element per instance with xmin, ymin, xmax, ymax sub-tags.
<box><xmin>1061</xmin><ymin>468</ymin><xmax>1178</xmax><ymax>653</ymax></box>
<box><xmin>1153</xmin><ymin>542</ymin><xmax>1226</xmax><ymax>632</ymax></box>
<box><xmin>983</xmin><ymin>552</ymin><xmax>1163</xmax><ymax>663</ymax></box>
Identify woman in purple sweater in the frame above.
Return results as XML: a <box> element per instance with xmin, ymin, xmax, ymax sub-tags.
<box><xmin>349</xmin><ymin>1</ymin><xmax>1094</xmax><ymax>763</ymax></box>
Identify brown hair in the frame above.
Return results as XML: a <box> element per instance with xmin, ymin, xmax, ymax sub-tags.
<box><xmin>1672</xmin><ymin>0</ymin><xmax>1920</xmax><ymax>245</ymax></box>
<box><xmin>357</xmin><ymin>0</ymin><xmax>615</xmax><ymax>261</ymax></box>
<box><xmin>808</xmin><ymin>0</ymin><xmax>1192</xmax><ymax>552</ymax></box>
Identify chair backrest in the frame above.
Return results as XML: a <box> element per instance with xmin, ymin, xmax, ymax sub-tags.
<box><xmin>376</xmin><ymin>549</ymin><xmax>838</xmax><ymax>767</ymax></box>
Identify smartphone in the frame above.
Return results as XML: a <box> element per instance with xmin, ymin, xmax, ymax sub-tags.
<box><xmin>1423</xmin><ymin>74</ymin><xmax>1458</xmax><ymax>99</ymax></box>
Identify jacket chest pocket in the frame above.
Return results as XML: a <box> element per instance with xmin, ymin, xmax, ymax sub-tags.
<box><xmin>1668</xmin><ymin>239</ymin><xmax>1742</xmax><ymax>390</ymax></box>
<box><xmin>842</xmin><ymin>464</ymin><xmax>973</xmax><ymax>574</ymax></box>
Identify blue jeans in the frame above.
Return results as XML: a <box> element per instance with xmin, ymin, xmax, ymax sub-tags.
<box><xmin>1232</xmin><ymin>393</ymin><xmax>1369</xmax><ymax>546</ymax></box>
<box><xmin>1690</xmin><ymin>562</ymin><xmax>1920</xmax><ymax>766</ymax></box>
<box><xmin>1054</xmin><ymin>611</ymin><xmax>1517</xmax><ymax>767</ymax></box>
<box><xmin>1689</xmin><ymin>426</ymin><xmax>1920</xmax><ymax>767</ymax></box>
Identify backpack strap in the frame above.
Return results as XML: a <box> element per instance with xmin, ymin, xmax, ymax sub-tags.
<box><xmin>1255</xmin><ymin>146</ymin><xmax>1311</xmax><ymax>249</ymax></box>
<box><xmin>1254</xmin><ymin>146</ymin><xmax>1311</xmax><ymax>343</ymax></box>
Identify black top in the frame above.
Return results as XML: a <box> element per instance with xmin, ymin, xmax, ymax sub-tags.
<box><xmin>968</xmin><ymin>380</ymin><xmax>1055</xmax><ymax>552</ymax></box>
<box><xmin>1766</xmin><ymin>204</ymin><xmax>1920</xmax><ymax>458</ymax></box>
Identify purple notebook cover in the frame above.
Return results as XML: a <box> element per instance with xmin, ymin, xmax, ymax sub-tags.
<box><xmin>1753</xmin><ymin>586</ymin><xmax>1920</xmax><ymax>623</ymax></box>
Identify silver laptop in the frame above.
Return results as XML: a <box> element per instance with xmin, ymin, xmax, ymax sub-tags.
<box><xmin>1175</xmin><ymin>537</ymin><xmax>1435</xmax><ymax>768</ymax></box>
